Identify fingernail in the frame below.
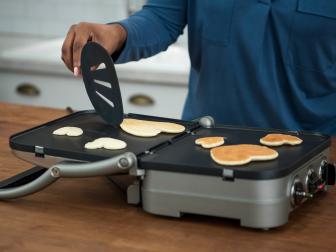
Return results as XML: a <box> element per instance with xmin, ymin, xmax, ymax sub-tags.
<box><xmin>74</xmin><ymin>67</ymin><xmax>79</xmax><ymax>77</ymax></box>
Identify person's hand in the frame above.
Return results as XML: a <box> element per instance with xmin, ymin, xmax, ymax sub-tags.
<box><xmin>61</xmin><ymin>22</ymin><xmax>127</xmax><ymax>76</ymax></box>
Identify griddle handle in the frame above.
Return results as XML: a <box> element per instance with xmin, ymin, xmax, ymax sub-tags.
<box><xmin>51</xmin><ymin>152</ymin><xmax>137</xmax><ymax>178</ymax></box>
<box><xmin>0</xmin><ymin>168</ymin><xmax>58</xmax><ymax>200</ymax></box>
<box><xmin>0</xmin><ymin>152</ymin><xmax>137</xmax><ymax>200</ymax></box>
<box><xmin>0</xmin><ymin>166</ymin><xmax>47</xmax><ymax>189</ymax></box>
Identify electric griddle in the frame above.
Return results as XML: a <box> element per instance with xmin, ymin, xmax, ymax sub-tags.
<box><xmin>1</xmin><ymin>42</ymin><xmax>335</xmax><ymax>229</ymax></box>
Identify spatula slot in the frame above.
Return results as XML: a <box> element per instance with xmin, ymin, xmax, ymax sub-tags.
<box><xmin>95</xmin><ymin>91</ymin><xmax>115</xmax><ymax>108</ymax></box>
<box><xmin>94</xmin><ymin>79</ymin><xmax>112</xmax><ymax>89</ymax></box>
<box><xmin>96</xmin><ymin>63</ymin><xmax>106</xmax><ymax>70</ymax></box>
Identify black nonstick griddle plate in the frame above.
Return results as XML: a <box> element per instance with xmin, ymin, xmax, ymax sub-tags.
<box><xmin>9</xmin><ymin>111</ymin><xmax>198</xmax><ymax>162</ymax></box>
<box><xmin>139</xmin><ymin>126</ymin><xmax>330</xmax><ymax>180</ymax></box>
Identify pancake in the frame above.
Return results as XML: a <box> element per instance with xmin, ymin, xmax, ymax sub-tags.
<box><xmin>210</xmin><ymin>144</ymin><xmax>278</xmax><ymax>166</ymax></box>
<box><xmin>84</xmin><ymin>137</ymin><xmax>127</xmax><ymax>150</ymax></box>
<box><xmin>260</xmin><ymin>133</ymin><xmax>303</xmax><ymax>146</ymax></box>
<box><xmin>195</xmin><ymin>136</ymin><xmax>225</xmax><ymax>148</ymax></box>
<box><xmin>150</xmin><ymin>121</ymin><xmax>186</xmax><ymax>133</ymax></box>
<box><xmin>53</xmin><ymin>126</ymin><xmax>83</xmax><ymax>137</ymax></box>
<box><xmin>120</xmin><ymin>118</ymin><xmax>185</xmax><ymax>137</ymax></box>
<box><xmin>120</xmin><ymin>119</ymin><xmax>161</xmax><ymax>137</ymax></box>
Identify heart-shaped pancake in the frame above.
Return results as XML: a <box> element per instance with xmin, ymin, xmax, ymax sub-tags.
<box><xmin>120</xmin><ymin>118</ymin><xmax>185</xmax><ymax>137</ymax></box>
<box><xmin>260</xmin><ymin>133</ymin><xmax>302</xmax><ymax>146</ymax></box>
<box><xmin>53</xmin><ymin>126</ymin><xmax>83</xmax><ymax>137</ymax></box>
<box><xmin>195</xmin><ymin>136</ymin><xmax>225</xmax><ymax>148</ymax></box>
<box><xmin>210</xmin><ymin>144</ymin><xmax>278</xmax><ymax>166</ymax></box>
<box><xmin>84</xmin><ymin>137</ymin><xmax>127</xmax><ymax>150</ymax></box>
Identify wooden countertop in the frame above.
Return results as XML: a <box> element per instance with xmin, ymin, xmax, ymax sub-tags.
<box><xmin>0</xmin><ymin>102</ymin><xmax>335</xmax><ymax>252</ymax></box>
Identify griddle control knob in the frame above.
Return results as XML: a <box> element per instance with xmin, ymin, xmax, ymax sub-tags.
<box><xmin>321</xmin><ymin>161</ymin><xmax>336</xmax><ymax>186</ymax></box>
<box><xmin>290</xmin><ymin>177</ymin><xmax>313</xmax><ymax>207</ymax></box>
<box><xmin>307</xmin><ymin>170</ymin><xmax>325</xmax><ymax>193</ymax></box>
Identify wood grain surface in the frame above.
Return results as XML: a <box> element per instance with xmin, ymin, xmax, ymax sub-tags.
<box><xmin>0</xmin><ymin>102</ymin><xmax>335</xmax><ymax>252</ymax></box>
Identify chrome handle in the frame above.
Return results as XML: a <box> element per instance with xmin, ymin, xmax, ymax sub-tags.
<box><xmin>0</xmin><ymin>152</ymin><xmax>137</xmax><ymax>200</ymax></box>
<box><xmin>51</xmin><ymin>152</ymin><xmax>136</xmax><ymax>178</ymax></box>
<box><xmin>16</xmin><ymin>83</ymin><xmax>40</xmax><ymax>97</ymax></box>
<box><xmin>129</xmin><ymin>94</ymin><xmax>154</xmax><ymax>106</ymax></box>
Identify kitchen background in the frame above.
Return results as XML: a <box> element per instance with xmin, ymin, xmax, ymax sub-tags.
<box><xmin>0</xmin><ymin>0</ymin><xmax>189</xmax><ymax>118</ymax></box>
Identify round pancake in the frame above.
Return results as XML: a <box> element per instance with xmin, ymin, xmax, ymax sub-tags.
<box><xmin>195</xmin><ymin>136</ymin><xmax>225</xmax><ymax>148</ymax></box>
<box><xmin>210</xmin><ymin>144</ymin><xmax>279</xmax><ymax>166</ymax></box>
<box><xmin>260</xmin><ymin>133</ymin><xmax>303</xmax><ymax>146</ymax></box>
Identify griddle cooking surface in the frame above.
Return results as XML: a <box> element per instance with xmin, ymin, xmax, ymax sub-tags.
<box><xmin>10</xmin><ymin>111</ymin><xmax>197</xmax><ymax>162</ymax></box>
<box><xmin>139</xmin><ymin>126</ymin><xmax>330</xmax><ymax>180</ymax></box>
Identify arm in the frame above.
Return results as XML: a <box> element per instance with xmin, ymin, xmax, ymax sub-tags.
<box><xmin>61</xmin><ymin>0</ymin><xmax>187</xmax><ymax>75</ymax></box>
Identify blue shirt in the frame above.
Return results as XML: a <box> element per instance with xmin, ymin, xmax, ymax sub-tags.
<box><xmin>115</xmin><ymin>0</ymin><xmax>336</xmax><ymax>135</ymax></box>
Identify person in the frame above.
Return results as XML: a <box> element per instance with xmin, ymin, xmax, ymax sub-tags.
<box><xmin>61</xmin><ymin>0</ymin><xmax>336</xmax><ymax>135</ymax></box>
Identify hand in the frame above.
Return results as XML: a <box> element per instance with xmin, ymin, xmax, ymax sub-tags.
<box><xmin>61</xmin><ymin>22</ymin><xmax>127</xmax><ymax>76</ymax></box>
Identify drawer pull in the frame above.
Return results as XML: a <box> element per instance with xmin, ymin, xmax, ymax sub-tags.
<box><xmin>16</xmin><ymin>83</ymin><xmax>40</xmax><ymax>97</ymax></box>
<box><xmin>129</xmin><ymin>94</ymin><xmax>154</xmax><ymax>106</ymax></box>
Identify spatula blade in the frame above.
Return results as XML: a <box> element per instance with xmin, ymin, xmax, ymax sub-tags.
<box><xmin>81</xmin><ymin>42</ymin><xmax>124</xmax><ymax>127</ymax></box>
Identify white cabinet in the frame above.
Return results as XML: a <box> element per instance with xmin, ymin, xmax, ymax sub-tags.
<box><xmin>0</xmin><ymin>72</ymin><xmax>91</xmax><ymax>109</ymax></box>
<box><xmin>121</xmin><ymin>82</ymin><xmax>188</xmax><ymax>118</ymax></box>
<box><xmin>0</xmin><ymin>71</ymin><xmax>188</xmax><ymax>119</ymax></box>
<box><xmin>0</xmin><ymin>37</ymin><xmax>190</xmax><ymax>119</ymax></box>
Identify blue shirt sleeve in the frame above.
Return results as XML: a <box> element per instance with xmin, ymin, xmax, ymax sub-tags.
<box><xmin>113</xmin><ymin>0</ymin><xmax>187</xmax><ymax>63</ymax></box>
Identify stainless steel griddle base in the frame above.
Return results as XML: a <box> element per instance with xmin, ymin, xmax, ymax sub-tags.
<box><xmin>141</xmin><ymin>149</ymin><xmax>330</xmax><ymax>229</ymax></box>
<box><xmin>7</xmin><ymin>111</ymin><xmax>333</xmax><ymax>229</ymax></box>
<box><xmin>11</xmin><ymin>144</ymin><xmax>331</xmax><ymax>229</ymax></box>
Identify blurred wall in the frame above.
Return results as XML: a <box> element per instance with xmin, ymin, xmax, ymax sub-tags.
<box><xmin>0</xmin><ymin>0</ymin><xmax>187</xmax><ymax>47</ymax></box>
<box><xmin>0</xmin><ymin>0</ymin><xmax>128</xmax><ymax>37</ymax></box>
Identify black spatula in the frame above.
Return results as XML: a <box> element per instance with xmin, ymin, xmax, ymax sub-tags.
<box><xmin>81</xmin><ymin>42</ymin><xmax>124</xmax><ymax>127</ymax></box>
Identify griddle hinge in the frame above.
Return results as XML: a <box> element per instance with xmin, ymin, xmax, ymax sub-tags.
<box><xmin>129</xmin><ymin>167</ymin><xmax>145</xmax><ymax>178</ymax></box>
<box><xmin>34</xmin><ymin>146</ymin><xmax>44</xmax><ymax>158</ymax></box>
<box><xmin>222</xmin><ymin>169</ymin><xmax>234</xmax><ymax>181</ymax></box>
<box><xmin>127</xmin><ymin>180</ymin><xmax>141</xmax><ymax>205</ymax></box>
